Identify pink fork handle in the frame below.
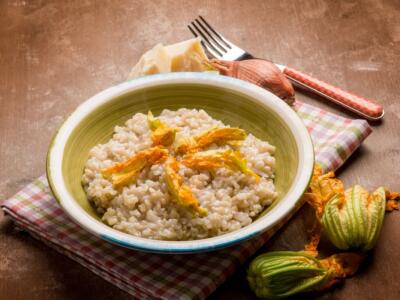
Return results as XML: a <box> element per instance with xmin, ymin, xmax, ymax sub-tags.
<box><xmin>282</xmin><ymin>66</ymin><xmax>384</xmax><ymax>120</ymax></box>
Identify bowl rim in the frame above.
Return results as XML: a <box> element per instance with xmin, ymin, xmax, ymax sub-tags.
<box><xmin>47</xmin><ymin>72</ymin><xmax>314</xmax><ymax>253</ymax></box>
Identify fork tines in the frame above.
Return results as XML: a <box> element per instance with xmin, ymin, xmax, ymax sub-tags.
<box><xmin>188</xmin><ymin>16</ymin><xmax>232</xmax><ymax>58</ymax></box>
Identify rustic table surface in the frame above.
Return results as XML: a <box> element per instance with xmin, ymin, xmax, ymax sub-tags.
<box><xmin>1</xmin><ymin>0</ymin><xmax>399</xmax><ymax>299</ymax></box>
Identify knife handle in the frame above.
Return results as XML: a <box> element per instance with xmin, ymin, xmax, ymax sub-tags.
<box><xmin>282</xmin><ymin>66</ymin><xmax>384</xmax><ymax>120</ymax></box>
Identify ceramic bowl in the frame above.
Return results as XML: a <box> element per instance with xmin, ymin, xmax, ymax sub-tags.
<box><xmin>47</xmin><ymin>72</ymin><xmax>314</xmax><ymax>253</ymax></box>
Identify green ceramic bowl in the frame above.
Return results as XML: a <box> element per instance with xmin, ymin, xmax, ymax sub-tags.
<box><xmin>47</xmin><ymin>72</ymin><xmax>314</xmax><ymax>253</ymax></box>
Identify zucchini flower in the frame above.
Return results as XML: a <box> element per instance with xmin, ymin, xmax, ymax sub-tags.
<box><xmin>195</xmin><ymin>127</ymin><xmax>247</xmax><ymax>149</ymax></box>
<box><xmin>322</xmin><ymin>185</ymin><xmax>386</xmax><ymax>251</ymax></box>
<box><xmin>182</xmin><ymin>149</ymin><xmax>259</xmax><ymax>180</ymax></box>
<box><xmin>147</xmin><ymin>111</ymin><xmax>178</xmax><ymax>147</ymax></box>
<box><xmin>164</xmin><ymin>157</ymin><xmax>207</xmax><ymax>216</ymax></box>
<box><xmin>174</xmin><ymin>136</ymin><xmax>197</xmax><ymax>154</ymax></box>
<box><xmin>101</xmin><ymin>146</ymin><xmax>168</xmax><ymax>188</ymax></box>
<box><xmin>247</xmin><ymin>251</ymin><xmax>363</xmax><ymax>300</ymax></box>
<box><xmin>305</xmin><ymin>165</ymin><xmax>400</xmax><ymax>252</ymax></box>
<box><xmin>174</xmin><ymin>127</ymin><xmax>246</xmax><ymax>154</ymax></box>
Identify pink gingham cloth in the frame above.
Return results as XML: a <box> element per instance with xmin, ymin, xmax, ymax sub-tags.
<box><xmin>1</xmin><ymin>101</ymin><xmax>371</xmax><ymax>300</ymax></box>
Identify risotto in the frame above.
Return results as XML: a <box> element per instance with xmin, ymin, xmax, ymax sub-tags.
<box><xmin>82</xmin><ymin>108</ymin><xmax>277</xmax><ymax>240</ymax></box>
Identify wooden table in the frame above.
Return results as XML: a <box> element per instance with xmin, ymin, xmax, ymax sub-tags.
<box><xmin>1</xmin><ymin>1</ymin><xmax>399</xmax><ymax>299</ymax></box>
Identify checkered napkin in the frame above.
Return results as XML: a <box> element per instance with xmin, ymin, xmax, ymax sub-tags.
<box><xmin>1</xmin><ymin>101</ymin><xmax>371</xmax><ymax>300</ymax></box>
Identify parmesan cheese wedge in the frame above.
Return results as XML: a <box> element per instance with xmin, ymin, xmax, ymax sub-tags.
<box><xmin>128</xmin><ymin>43</ymin><xmax>170</xmax><ymax>79</ymax></box>
<box><xmin>164</xmin><ymin>38</ymin><xmax>208</xmax><ymax>72</ymax></box>
<box><xmin>127</xmin><ymin>38</ymin><xmax>209</xmax><ymax>79</ymax></box>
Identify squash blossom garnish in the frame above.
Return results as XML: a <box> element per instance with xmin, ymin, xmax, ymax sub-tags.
<box><xmin>174</xmin><ymin>136</ymin><xmax>197</xmax><ymax>154</ymax></box>
<box><xmin>182</xmin><ymin>149</ymin><xmax>259</xmax><ymax>181</ymax></box>
<box><xmin>175</xmin><ymin>127</ymin><xmax>246</xmax><ymax>154</ymax></box>
<box><xmin>101</xmin><ymin>146</ymin><xmax>168</xmax><ymax>189</ymax></box>
<box><xmin>305</xmin><ymin>165</ymin><xmax>400</xmax><ymax>251</ymax></box>
<box><xmin>147</xmin><ymin>111</ymin><xmax>178</xmax><ymax>147</ymax></box>
<box><xmin>102</xmin><ymin>113</ymin><xmax>257</xmax><ymax>216</ymax></box>
<box><xmin>247</xmin><ymin>251</ymin><xmax>363</xmax><ymax>300</ymax></box>
<box><xmin>164</xmin><ymin>157</ymin><xmax>207</xmax><ymax>216</ymax></box>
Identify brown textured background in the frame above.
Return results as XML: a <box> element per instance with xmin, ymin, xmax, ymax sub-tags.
<box><xmin>1</xmin><ymin>0</ymin><xmax>400</xmax><ymax>299</ymax></box>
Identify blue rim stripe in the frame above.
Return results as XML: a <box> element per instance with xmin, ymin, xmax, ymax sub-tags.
<box><xmin>101</xmin><ymin>230</ymin><xmax>261</xmax><ymax>254</ymax></box>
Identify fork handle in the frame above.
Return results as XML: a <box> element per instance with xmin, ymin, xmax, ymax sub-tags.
<box><xmin>281</xmin><ymin>66</ymin><xmax>384</xmax><ymax>120</ymax></box>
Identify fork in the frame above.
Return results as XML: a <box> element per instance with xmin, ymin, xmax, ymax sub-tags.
<box><xmin>188</xmin><ymin>16</ymin><xmax>384</xmax><ymax>121</ymax></box>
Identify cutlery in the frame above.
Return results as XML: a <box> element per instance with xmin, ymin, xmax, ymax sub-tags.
<box><xmin>188</xmin><ymin>16</ymin><xmax>384</xmax><ymax>121</ymax></box>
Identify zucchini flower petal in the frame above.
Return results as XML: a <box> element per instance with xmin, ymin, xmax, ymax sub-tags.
<box><xmin>147</xmin><ymin>111</ymin><xmax>177</xmax><ymax>147</ymax></box>
<box><xmin>147</xmin><ymin>110</ymin><xmax>162</xmax><ymax>130</ymax></box>
<box><xmin>152</xmin><ymin>127</ymin><xmax>177</xmax><ymax>147</ymax></box>
<box><xmin>164</xmin><ymin>157</ymin><xmax>207</xmax><ymax>216</ymax></box>
<box><xmin>386</xmin><ymin>191</ymin><xmax>400</xmax><ymax>211</ymax></box>
<box><xmin>174</xmin><ymin>136</ymin><xmax>197</xmax><ymax>154</ymax></box>
<box><xmin>174</xmin><ymin>127</ymin><xmax>247</xmax><ymax>154</ymax></box>
<box><xmin>101</xmin><ymin>146</ymin><xmax>168</xmax><ymax>188</ymax></box>
<box><xmin>182</xmin><ymin>149</ymin><xmax>259</xmax><ymax>180</ymax></box>
<box><xmin>305</xmin><ymin>165</ymin><xmax>345</xmax><ymax>218</ymax></box>
<box><xmin>319</xmin><ymin>253</ymin><xmax>364</xmax><ymax>284</ymax></box>
<box><xmin>109</xmin><ymin>161</ymin><xmax>146</xmax><ymax>189</ymax></box>
<box><xmin>247</xmin><ymin>251</ymin><xmax>363</xmax><ymax>299</ymax></box>
<box><xmin>195</xmin><ymin>127</ymin><xmax>246</xmax><ymax>148</ymax></box>
<box><xmin>303</xmin><ymin>222</ymin><xmax>322</xmax><ymax>257</ymax></box>
<box><xmin>226</xmin><ymin>150</ymin><xmax>260</xmax><ymax>180</ymax></box>
<box><xmin>182</xmin><ymin>149</ymin><xmax>225</xmax><ymax>169</ymax></box>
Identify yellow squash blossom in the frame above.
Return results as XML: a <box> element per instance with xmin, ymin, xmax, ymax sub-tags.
<box><xmin>164</xmin><ymin>157</ymin><xmax>207</xmax><ymax>216</ymax></box>
<box><xmin>304</xmin><ymin>165</ymin><xmax>400</xmax><ymax>252</ymax></box>
<box><xmin>182</xmin><ymin>149</ymin><xmax>259</xmax><ymax>181</ymax></box>
<box><xmin>101</xmin><ymin>146</ymin><xmax>168</xmax><ymax>188</ymax></box>
<box><xmin>147</xmin><ymin>111</ymin><xmax>178</xmax><ymax>147</ymax></box>
<box><xmin>248</xmin><ymin>251</ymin><xmax>363</xmax><ymax>300</ymax></box>
<box><xmin>175</xmin><ymin>127</ymin><xmax>246</xmax><ymax>154</ymax></box>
